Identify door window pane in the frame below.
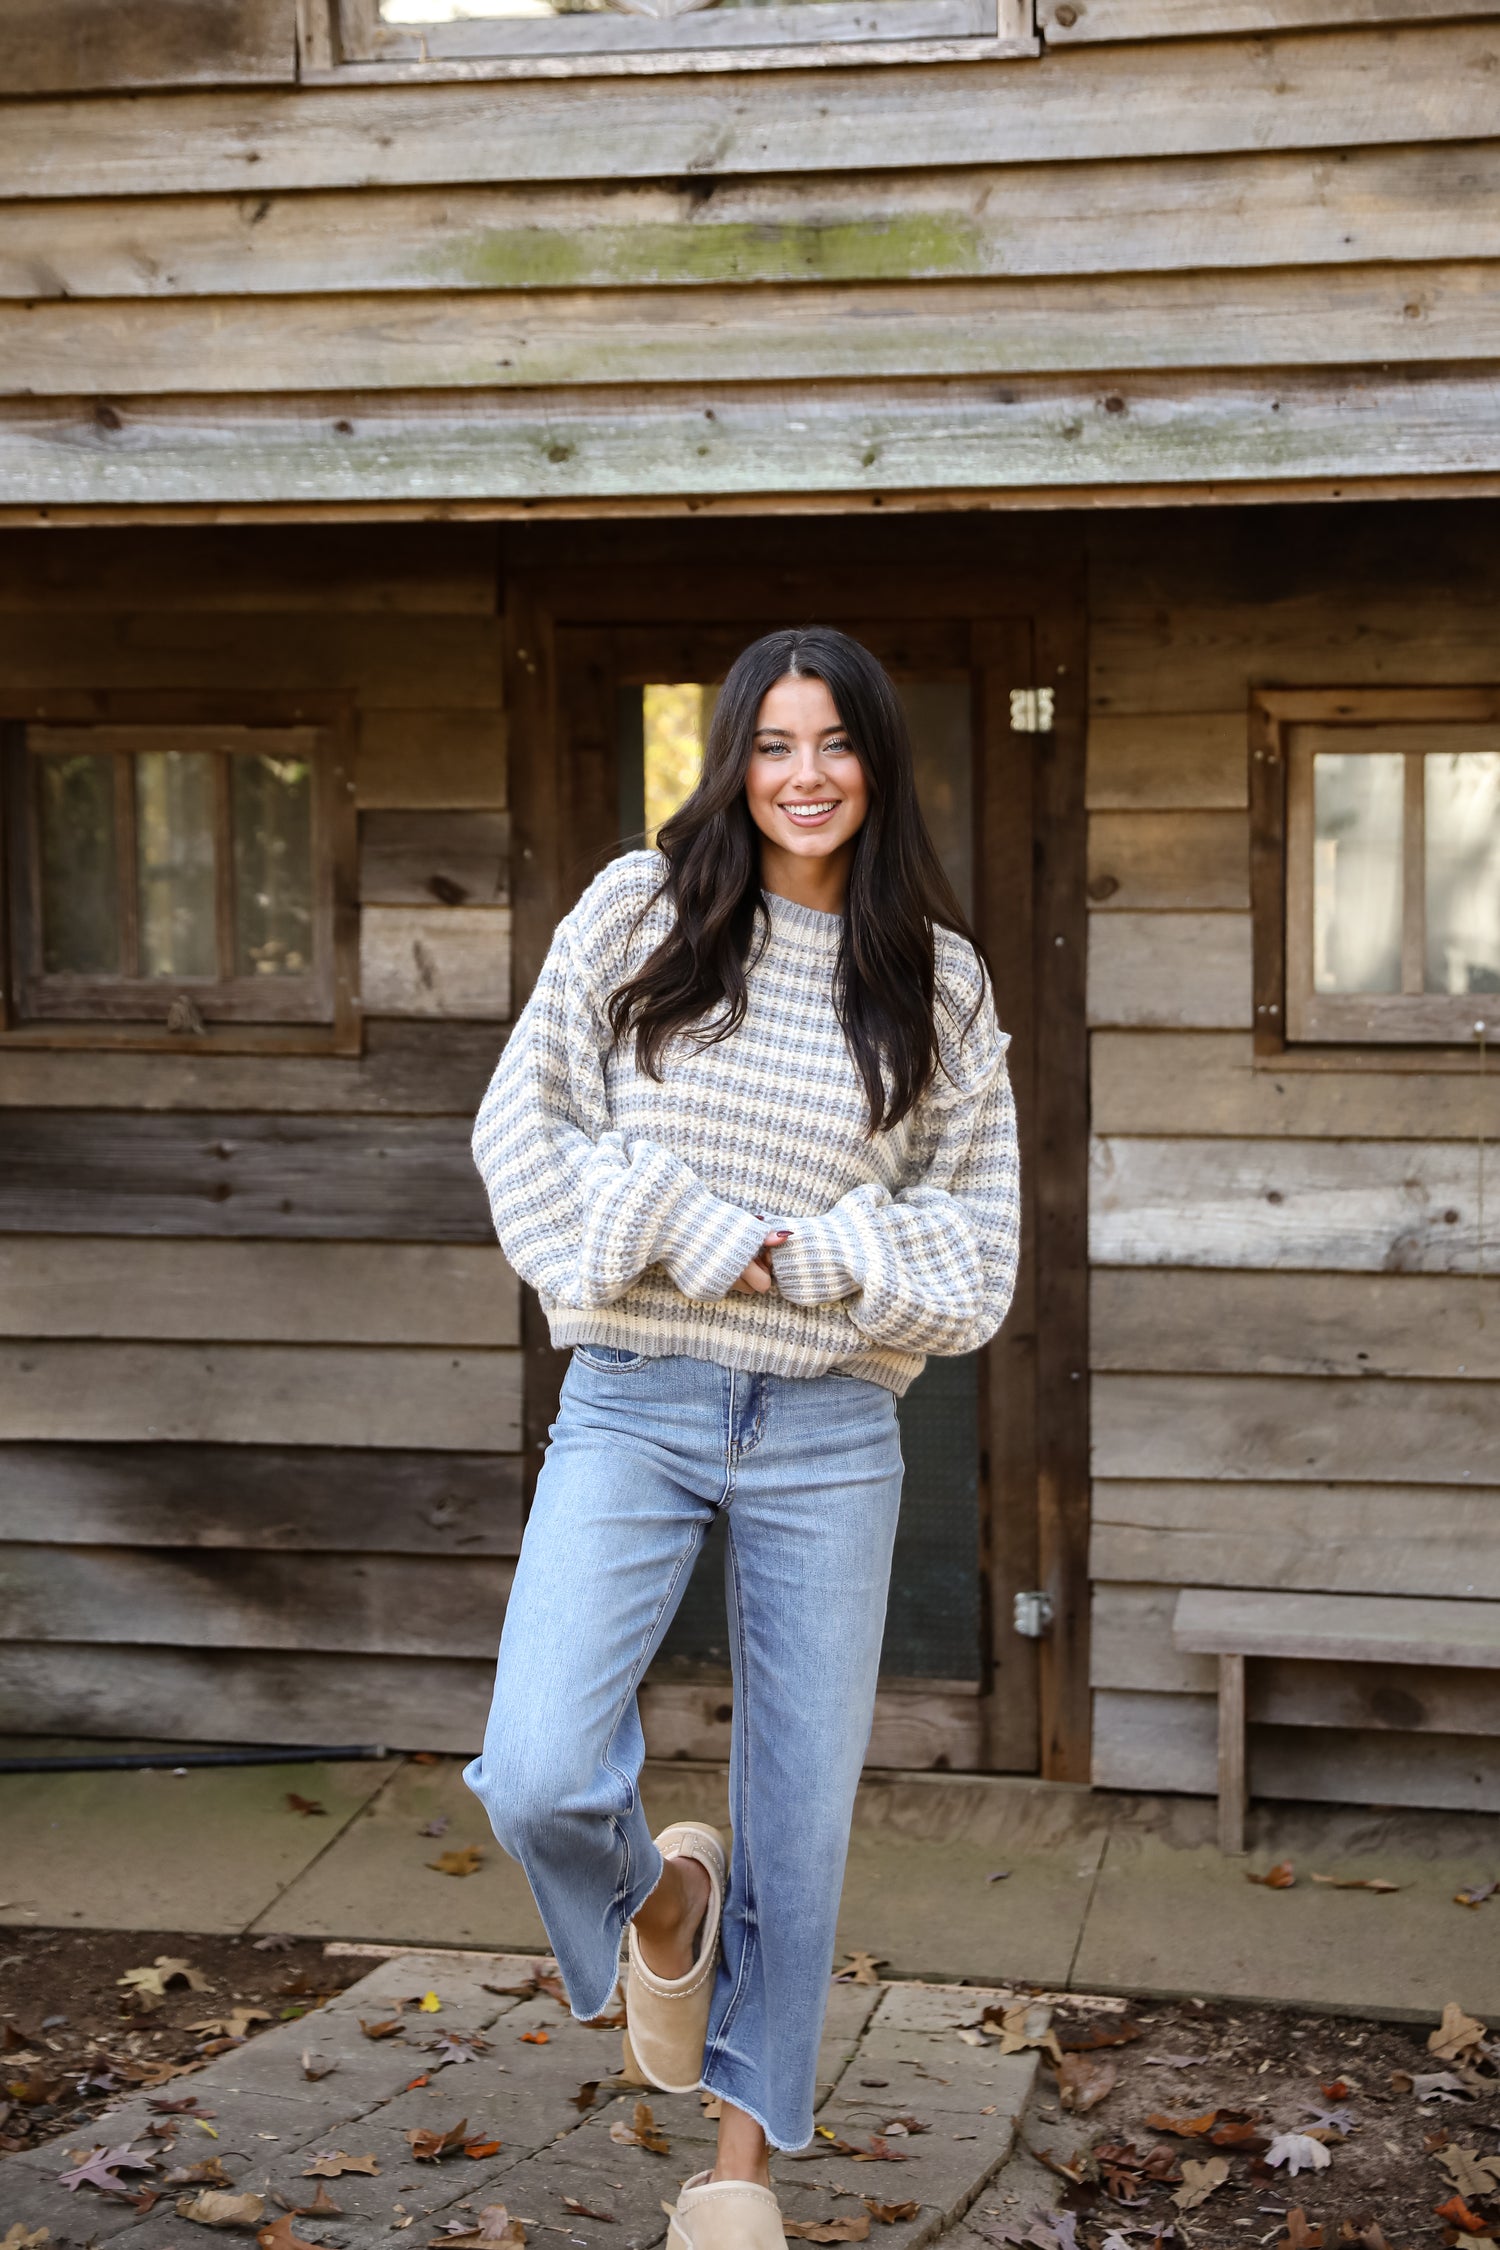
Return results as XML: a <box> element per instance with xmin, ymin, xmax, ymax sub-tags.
<box><xmin>1312</xmin><ymin>752</ymin><xmax>1403</xmax><ymax>994</ymax></box>
<box><xmin>232</xmin><ymin>752</ymin><xmax>314</xmax><ymax>978</ymax></box>
<box><xmin>642</xmin><ymin>683</ymin><xmax>711</xmax><ymax>847</ymax></box>
<box><xmin>136</xmin><ymin>750</ymin><xmax>218</xmax><ymax>981</ymax></box>
<box><xmin>1426</xmin><ymin>750</ymin><xmax>1500</xmax><ymax>997</ymax></box>
<box><xmin>37</xmin><ymin>754</ymin><xmax>120</xmax><ymax>975</ymax></box>
<box><xmin>902</xmin><ymin>680</ymin><xmax>973</xmax><ymax>918</ymax></box>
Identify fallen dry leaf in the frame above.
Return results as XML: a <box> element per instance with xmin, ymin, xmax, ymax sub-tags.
<box><xmin>1173</xmin><ymin>2155</ymin><xmax>1229</xmax><ymax>2211</ymax></box>
<box><xmin>300</xmin><ymin>2049</ymin><xmax>337</xmax><ymax>2081</ymax></box>
<box><xmin>1282</xmin><ymin>2210</ymin><xmax>1324</xmax><ymax>2250</ymax></box>
<box><xmin>407</xmin><ymin>2118</ymin><xmax>472</xmax><ymax>2163</ymax></box>
<box><xmin>429</xmin><ymin>1846</ymin><xmax>484</xmax><ymax>1878</ymax></box>
<box><xmin>1438</xmin><ymin>2144</ymin><xmax>1500</xmax><ymax>2198</ymax></box>
<box><xmin>1</xmin><ymin>2231</ymin><xmax>49</xmax><ymax>2250</ymax></box>
<box><xmin>784</xmin><ymin>2219</ymin><xmax>871</xmax><ymax>2242</ymax></box>
<box><xmin>570</xmin><ymin>2081</ymin><xmax>601</xmax><ymax>2113</ymax></box>
<box><xmin>1310</xmin><ymin>1874</ymin><xmax>1401</xmax><ymax>1893</ymax></box>
<box><xmin>256</xmin><ymin>2219</ymin><xmax>319</xmax><ymax>2250</ymax></box>
<box><xmin>118</xmin><ymin>1958</ymin><xmax>212</xmax><ymax>1999</ymax></box>
<box><xmin>1430</xmin><ymin>2004</ymin><xmax>1488</xmax><ymax>2063</ymax></box>
<box><xmin>465</xmin><ymin>2139</ymin><xmax>503</xmax><ymax>2160</ymax></box>
<box><xmin>418</xmin><ymin>1991</ymin><xmax>443</xmax><ymax>2014</ymax></box>
<box><xmin>837</xmin><ymin>1953</ymin><xmax>886</xmax><ymax>1986</ymax></box>
<box><xmin>519</xmin><ymin>2029</ymin><xmax>550</xmax><ymax>2045</ymax></box>
<box><xmin>1056</xmin><ymin>2018</ymin><xmax>1144</xmax><ymax>2053</ymax></box>
<box><xmin>1056</xmin><ymin>2052</ymin><xmax>1117</xmax><ymax>2113</ymax></box>
<box><xmin>1210</xmin><ymin>2118</ymin><xmax>1270</xmax><ymax>2153</ymax></box>
<box><xmin>560</xmin><ymin>2196</ymin><xmax>615</xmax><ymax>2223</ymax></box>
<box><xmin>359</xmin><ymin>2017</ymin><xmax>404</xmax><ymax>2041</ymax></box>
<box><xmin>1435</xmin><ymin>2194</ymin><xmax>1489</xmax><ymax>2235</ymax></box>
<box><xmin>1266</xmin><ymin>2132</ymin><xmax>1333</xmax><ymax>2176</ymax></box>
<box><xmin>609</xmin><ymin>2098</ymin><xmax>670</xmax><ymax>2155</ymax></box>
<box><xmin>302</xmin><ymin>2151</ymin><xmax>379</xmax><ymax>2178</ymax></box>
<box><xmin>1144</xmin><ymin>2109</ymin><xmax>1218</xmax><ymax>2138</ymax></box>
<box><xmin>57</xmin><ymin>2142</ymin><xmax>158</xmax><ymax>2194</ymax></box>
<box><xmin>863</xmin><ymin>2203</ymin><xmax>919</xmax><ymax>2226</ymax></box>
<box><xmin>281</xmin><ymin>2186</ymin><xmax>342</xmax><ymax>2219</ymax></box>
<box><xmin>176</xmin><ymin>2189</ymin><xmax>267</xmax><ymax>2229</ymax></box>
<box><xmin>165</xmin><ymin>2157</ymin><xmax>234</xmax><ymax>2188</ymax></box>
<box><xmin>285</xmin><ymin>1794</ymin><xmax>326</xmax><ymax>1818</ymax></box>
<box><xmin>1392</xmin><ymin>2066</ymin><xmax>1474</xmax><ymax>2101</ymax></box>
<box><xmin>1246</xmin><ymin>1861</ymin><xmax>1296</xmax><ymax>1889</ymax></box>
<box><xmin>433</xmin><ymin>2207</ymin><xmax>526</xmax><ymax>2249</ymax></box>
<box><xmin>1455</xmin><ymin>1881</ymin><xmax>1498</xmax><ymax>1909</ymax></box>
<box><xmin>187</xmin><ymin>2009</ymin><xmax>271</xmax><ymax>2041</ymax></box>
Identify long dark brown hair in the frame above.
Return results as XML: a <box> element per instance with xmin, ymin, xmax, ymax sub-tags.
<box><xmin>608</xmin><ymin>627</ymin><xmax>986</xmax><ymax>1132</ymax></box>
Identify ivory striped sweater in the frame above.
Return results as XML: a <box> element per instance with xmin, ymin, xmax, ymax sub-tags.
<box><xmin>471</xmin><ymin>851</ymin><xmax>1021</xmax><ymax>1396</ymax></box>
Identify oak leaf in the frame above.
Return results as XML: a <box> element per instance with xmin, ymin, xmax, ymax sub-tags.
<box><xmin>57</xmin><ymin>2142</ymin><xmax>158</xmax><ymax>2193</ymax></box>
<box><xmin>303</xmin><ymin>2150</ymin><xmax>379</xmax><ymax>2177</ymax></box>
<box><xmin>1281</xmin><ymin>2211</ymin><xmax>1323</xmax><ymax>2250</ymax></box>
<box><xmin>1430</xmin><ymin>2004</ymin><xmax>1488</xmax><ymax>2062</ymax></box>
<box><xmin>256</xmin><ymin>2218</ymin><xmax>319</xmax><ymax>2250</ymax></box>
<box><xmin>359</xmin><ymin>2016</ymin><xmax>404</xmax><ymax>2040</ymax></box>
<box><xmin>406</xmin><ymin>2116</ymin><xmax>473</xmax><ymax>2163</ymax></box>
<box><xmin>1435</xmin><ymin>2194</ymin><xmax>1488</xmax><ymax>2235</ymax></box>
<box><xmin>784</xmin><ymin>2219</ymin><xmax>871</xmax><ymax>2242</ymax></box>
<box><xmin>1</xmin><ymin>2231</ymin><xmax>49</xmax><ymax>2249</ymax></box>
<box><xmin>1438</xmin><ymin>2144</ymin><xmax>1500</xmax><ymax>2198</ymax></box>
<box><xmin>1173</xmin><ymin>2156</ymin><xmax>1229</xmax><ymax>2211</ymax></box>
<box><xmin>433</xmin><ymin>2209</ymin><xmax>526</xmax><ymax>2249</ymax></box>
<box><xmin>1055</xmin><ymin>2052</ymin><xmax>1116</xmax><ymax>2113</ymax></box>
<box><xmin>609</xmin><ymin>2098</ymin><xmax>670</xmax><ymax>2154</ymax></box>
<box><xmin>1266</xmin><ymin>2132</ymin><xmax>1333</xmax><ymax>2176</ymax></box>
<box><xmin>863</xmin><ymin>2203</ymin><xmax>919</xmax><ymax>2225</ymax></box>
<box><xmin>1144</xmin><ymin>2109</ymin><xmax>1218</xmax><ymax>2138</ymax></box>
<box><xmin>176</xmin><ymin>2189</ymin><xmax>267</xmax><ymax>2228</ymax></box>
<box><xmin>429</xmin><ymin>1846</ymin><xmax>484</xmax><ymax>1877</ymax></box>
<box><xmin>118</xmin><ymin>1958</ymin><xmax>211</xmax><ymax>1998</ymax></box>
<box><xmin>837</xmin><ymin>1953</ymin><xmax>886</xmax><ymax>1987</ymax></box>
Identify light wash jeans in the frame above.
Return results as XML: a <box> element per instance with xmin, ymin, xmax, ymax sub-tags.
<box><xmin>464</xmin><ymin>1345</ymin><xmax>905</xmax><ymax>2151</ymax></box>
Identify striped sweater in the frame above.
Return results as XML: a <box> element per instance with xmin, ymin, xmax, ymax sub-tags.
<box><xmin>471</xmin><ymin>851</ymin><xmax>1021</xmax><ymax>1396</ymax></box>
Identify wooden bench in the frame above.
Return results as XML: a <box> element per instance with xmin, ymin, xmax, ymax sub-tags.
<box><xmin>1172</xmin><ymin>1589</ymin><xmax>1500</xmax><ymax>1854</ymax></box>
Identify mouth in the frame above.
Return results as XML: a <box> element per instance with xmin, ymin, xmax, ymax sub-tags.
<box><xmin>778</xmin><ymin>800</ymin><xmax>842</xmax><ymax>828</ymax></box>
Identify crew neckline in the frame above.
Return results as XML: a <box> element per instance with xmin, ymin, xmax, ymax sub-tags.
<box><xmin>761</xmin><ymin>886</ymin><xmax>844</xmax><ymax>939</ymax></box>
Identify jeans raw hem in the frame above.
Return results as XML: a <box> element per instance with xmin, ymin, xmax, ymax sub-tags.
<box><xmin>699</xmin><ymin>2067</ymin><xmax>812</xmax><ymax>2156</ymax></box>
<box><xmin>567</xmin><ymin>1846</ymin><xmax>665</xmax><ymax>2025</ymax></box>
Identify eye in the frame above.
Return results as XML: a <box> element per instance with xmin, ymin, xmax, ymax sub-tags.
<box><xmin>756</xmin><ymin>738</ymin><xmax>792</xmax><ymax>758</ymax></box>
<box><xmin>824</xmin><ymin>738</ymin><xmax>855</xmax><ymax>757</ymax></box>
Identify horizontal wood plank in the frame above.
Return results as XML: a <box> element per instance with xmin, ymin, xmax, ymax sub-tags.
<box><xmin>0</xmin><ymin>524</ymin><xmax>498</xmax><ymax>612</ymax></box>
<box><xmin>1087</xmin><ymin>712</ymin><xmax>1246</xmax><ymax>811</ymax></box>
<box><xmin>1092</xmin><ymin>1370</ymin><xmax>1500</xmax><ymax>1486</ymax></box>
<box><xmin>1094</xmin><ymin>1584</ymin><xmax>1500</xmax><ymax>1730</ymax></box>
<box><xmin>0</xmin><ymin>1543</ymin><xmax>514</xmax><ymax>1658</ymax></box>
<box><xmin>7</xmin><ymin>146</ymin><xmax>1500</xmax><ymax>301</ymax></box>
<box><xmin>0</xmin><ymin>1441</ymin><xmax>523</xmax><ymax>1553</ymax></box>
<box><xmin>1175</xmin><ymin>1584</ymin><xmax>1500</xmax><ymax>1667</ymax></box>
<box><xmin>360</xmin><ymin>904</ymin><xmax>513</xmax><ymax>1019</ymax></box>
<box><xmin>1091</xmin><ymin>1686</ymin><xmax>1500</xmax><ymax>1811</ymax></box>
<box><xmin>1092</xmin><ymin>1268</ymin><xmax>1500</xmax><ymax>1380</ymax></box>
<box><xmin>1088</xmin><ymin>810</ymin><xmax>1247</xmax><ymax>910</ymax></box>
<box><xmin>0</xmin><ymin>1112</ymin><xmax>493</xmax><ymax>1239</ymax></box>
<box><xmin>358</xmin><ymin>710</ymin><xmax>507</xmax><ymax>810</ymax></box>
<box><xmin>637</xmin><ymin>1678</ymin><xmax>983</xmax><ymax>1770</ymax></box>
<box><xmin>0</xmin><ymin>1237</ymin><xmax>517</xmax><ymax>1346</ymax></box>
<box><xmin>0</xmin><ymin>0</ymin><xmax>295</xmax><ymax>95</ymax></box>
<box><xmin>14</xmin><ymin>266</ymin><xmax>1500</xmax><ymax>396</ymax></box>
<box><xmin>0</xmin><ymin>1641</ymin><xmax>497</xmax><ymax>1753</ymax></box>
<box><xmin>12</xmin><ymin>369</ymin><xmax>1500</xmax><ymax>507</ymax></box>
<box><xmin>0</xmin><ymin>1341</ymin><xmax>521</xmax><ymax>1450</ymax></box>
<box><xmin>0</xmin><ymin>1643</ymin><xmax>980</xmax><ymax>1762</ymax></box>
<box><xmin>360</xmin><ymin>811</ymin><xmax>509</xmax><ymax>907</ymax></box>
<box><xmin>1090</xmin><ymin>1030</ymin><xmax>1500</xmax><ymax>1138</ymax></box>
<box><xmin>1092</xmin><ymin>1479</ymin><xmax>1500</xmax><ymax>1600</ymax></box>
<box><xmin>0</xmin><ymin>613</ymin><xmax>500</xmax><ymax>707</ymax></box>
<box><xmin>0</xmin><ymin>1020</ymin><xmax>504</xmax><ymax>1115</ymax></box>
<box><xmin>1087</xmin><ymin>914</ymin><xmax>1251</xmax><ymax>1029</ymax></box>
<box><xmin>1091</xmin><ymin>1133</ymin><xmax>1493</xmax><ymax>1272</ymax></box>
<box><xmin>2</xmin><ymin>26</ymin><xmax>1493</xmax><ymax>199</ymax></box>
<box><xmin>1040</xmin><ymin>0</ymin><xmax>1497</xmax><ymax>42</ymax></box>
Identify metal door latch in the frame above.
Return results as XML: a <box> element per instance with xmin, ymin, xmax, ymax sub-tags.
<box><xmin>1013</xmin><ymin>1589</ymin><xmax>1054</xmax><ymax>1639</ymax></box>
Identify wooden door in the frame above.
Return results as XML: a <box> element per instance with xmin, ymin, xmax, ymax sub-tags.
<box><xmin>503</xmin><ymin>526</ymin><xmax>1089</xmax><ymax>1781</ymax></box>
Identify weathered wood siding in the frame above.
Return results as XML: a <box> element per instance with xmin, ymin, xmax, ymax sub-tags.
<box><xmin>1086</xmin><ymin>503</ymin><xmax>1500</xmax><ymax>1813</ymax></box>
<box><xmin>0</xmin><ymin>526</ymin><xmax>523</xmax><ymax>1752</ymax></box>
<box><xmin>2</xmin><ymin>11</ymin><xmax>1500</xmax><ymax>511</ymax></box>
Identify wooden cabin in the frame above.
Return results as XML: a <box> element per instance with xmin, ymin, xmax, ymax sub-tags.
<box><xmin>0</xmin><ymin>0</ymin><xmax>1497</xmax><ymax>1815</ymax></box>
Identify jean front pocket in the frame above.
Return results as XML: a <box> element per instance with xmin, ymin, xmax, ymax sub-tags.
<box><xmin>572</xmin><ymin>1342</ymin><xmax>652</xmax><ymax>1375</ymax></box>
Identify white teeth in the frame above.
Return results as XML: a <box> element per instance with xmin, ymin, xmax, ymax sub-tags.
<box><xmin>784</xmin><ymin>803</ymin><xmax>837</xmax><ymax>819</ymax></box>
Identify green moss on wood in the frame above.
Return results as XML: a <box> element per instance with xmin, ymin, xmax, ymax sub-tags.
<box><xmin>445</xmin><ymin>212</ymin><xmax>985</xmax><ymax>291</ymax></box>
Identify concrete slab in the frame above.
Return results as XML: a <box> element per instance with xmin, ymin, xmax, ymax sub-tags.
<box><xmin>1071</xmin><ymin>1790</ymin><xmax>1500</xmax><ymax>2020</ymax></box>
<box><xmin>0</xmin><ymin>1754</ymin><xmax>393</xmax><ymax>1934</ymax></box>
<box><xmin>255</xmin><ymin>1757</ymin><xmax>548</xmax><ymax>1948</ymax></box>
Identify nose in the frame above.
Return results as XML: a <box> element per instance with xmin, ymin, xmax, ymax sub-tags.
<box><xmin>787</xmin><ymin>744</ymin><xmax>826</xmax><ymax>792</ymax></box>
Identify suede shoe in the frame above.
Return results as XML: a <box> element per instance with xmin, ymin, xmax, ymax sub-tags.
<box><xmin>624</xmin><ymin>1821</ymin><xmax>726</xmax><ymax>2094</ymax></box>
<box><xmin>666</xmin><ymin>2172</ymin><xmax>787</xmax><ymax>2250</ymax></box>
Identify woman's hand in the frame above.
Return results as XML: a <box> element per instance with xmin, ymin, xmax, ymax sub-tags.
<box><xmin>728</xmin><ymin>1229</ymin><xmax>792</xmax><ymax>1295</ymax></box>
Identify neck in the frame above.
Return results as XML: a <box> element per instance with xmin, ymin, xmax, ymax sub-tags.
<box><xmin>758</xmin><ymin>839</ymin><xmax>853</xmax><ymax>916</ymax></box>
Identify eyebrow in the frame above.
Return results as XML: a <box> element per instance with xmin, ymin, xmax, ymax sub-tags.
<box><xmin>752</xmin><ymin>723</ymin><xmax>848</xmax><ymax>737</ymax></box>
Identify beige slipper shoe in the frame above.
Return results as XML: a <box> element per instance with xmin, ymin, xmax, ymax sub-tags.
<box><xmin>666</xmin><ymin>2171</ymin><xmax>787</xmax><ymax>2250</ymax></box>
<box><xmin>624</xmin><ymin>1822</ymin><xmax>727</xmax><ymax>2095</ymax></box>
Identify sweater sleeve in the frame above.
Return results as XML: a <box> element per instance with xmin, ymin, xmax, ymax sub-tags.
<box><xmin>471</xmin><ymin>866</ymin><xmax>768</xmax><ymax>1309</ymax></box>
<box><xmin>768</xmin><ymin>965</ymin><xmax>1021</xmax><ymax>1358</ymax></box>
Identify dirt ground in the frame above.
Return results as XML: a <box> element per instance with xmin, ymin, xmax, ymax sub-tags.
<box><xmin>3</xmin><ymin>1932</ymin><xmax>1497</xmax><ymax>2248</ymax></box>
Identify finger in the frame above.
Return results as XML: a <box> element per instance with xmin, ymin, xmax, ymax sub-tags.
<box><xmin>763</xmin><ymin>1229</ymin><xmax>792</xmax><ymax>1246</ymax></box>
<box><xmin>741</xmin><ymin>1263</ymin><xmax>772</xmax><ymax>1294</ymax></box>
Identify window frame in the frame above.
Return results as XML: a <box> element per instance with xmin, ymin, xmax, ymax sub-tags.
<box><xmin>1250</xmin><ymin>686</ymin><xmax>1500</xmax><ymax>1058</ymax></box>
<box><xmin>0</xmin><ymin>696</ymin><xmax>359</xmax><ymax>1056</ymax></box>
<box><xmin>320</xmin><ymin>0</ymin><xmax>1035</xmax><ymax>76</ymax></box>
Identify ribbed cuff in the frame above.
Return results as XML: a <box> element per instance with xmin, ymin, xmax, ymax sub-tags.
<box><xmin>655</xmin><ymin>1169</ymin><xmax>769</xmax><ymax>1303</ymax></box>
<box><xmin>769</xmin><ymin>1201</ymin><xmax>868</xmax><ymax>1308</ymax></box>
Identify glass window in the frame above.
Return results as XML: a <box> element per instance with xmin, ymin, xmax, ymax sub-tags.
<box><xmin>136</xmin><ymin>750</ymin><xmax>218</xmax><ymax>981</ymax></box>
<box><xmin>1426</xmin><ymin>750</ymin><xmax>1500</xmax><ymax>997</ymax></box>
<box><xmin>37</xmin><ymin>753</ymin><xmax>120</xmax><ymax>977</ymax></box>
<box><xmin>232</xmin><ymin>752</ymin><xmax>316</xmax><ymax>979</ymax></box>
<box><xmin>1311</xmin><ymin>751</ymin><xmax>1403</xmax><ymax>996</ymax></box>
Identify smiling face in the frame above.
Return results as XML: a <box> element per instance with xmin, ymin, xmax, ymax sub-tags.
<box><xmin>744</xmin><ymin>671</ymin><xmax>870</xmax><ymax>906</ymax></box>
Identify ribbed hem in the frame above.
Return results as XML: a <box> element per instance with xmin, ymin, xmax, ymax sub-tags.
<box><xmin>548</xmin><ymin>1306</ymin><xmax>917</xmax><ymax>1396</ymax></box>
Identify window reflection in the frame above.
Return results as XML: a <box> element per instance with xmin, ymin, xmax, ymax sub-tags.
<box><xmin>1426</xmin><ymin>751</ymin><xmax>1500</xmax><ymax>998</ymax></box>
<box><xmin>38</xmin><ymin>754</ymin><xmax>120</xmax><ymax>976</ymax></box>
<box><xmin>1312</xmin><ymin>752</ymin><xmax>1403</xmax><ymax>995</ymax></box>
<box><xmin>136</xmin><ymin>751</ymin><xmax>217</xmax><ymax>981</ymax></box>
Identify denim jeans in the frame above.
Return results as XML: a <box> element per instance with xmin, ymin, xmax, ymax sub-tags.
<box><xmin>464</xmin><ymin>1346</ymin><xmax>905</xmax><ymax>2151</ymax></box>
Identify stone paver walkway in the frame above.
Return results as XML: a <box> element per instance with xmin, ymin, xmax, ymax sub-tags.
<box><xmin>0</xmin><ymin>1950</ymin><xmax>1051</xmax><ymax>2250</ymax></box>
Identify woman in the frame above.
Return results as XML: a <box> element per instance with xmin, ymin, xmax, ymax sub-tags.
<box><xmin>466</xmin><ymin>627</ymin><xmax>1020</xmax><ymax>2250</ymax></box>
